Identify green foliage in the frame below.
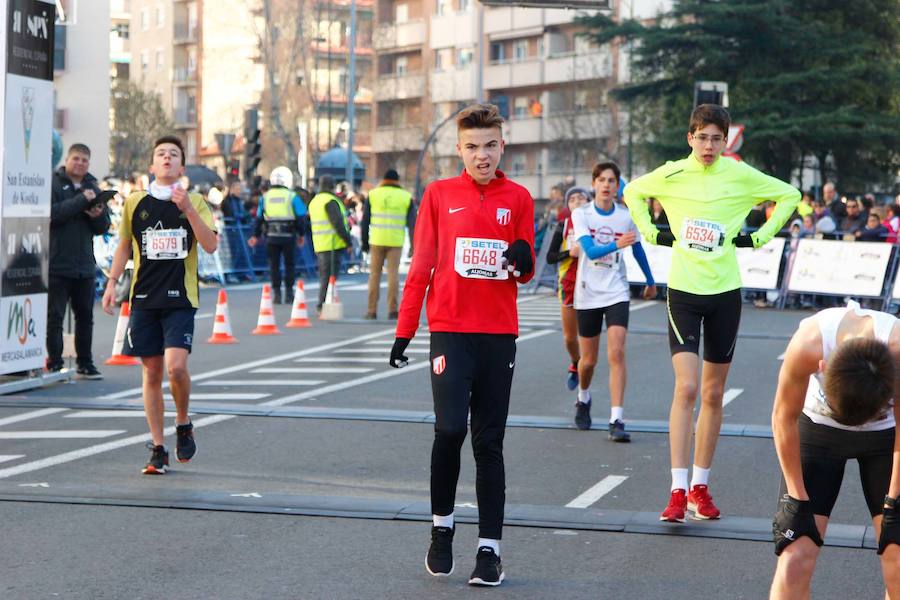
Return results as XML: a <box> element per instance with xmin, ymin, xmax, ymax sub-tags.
<box><xmin>581</xmin><ymin>0</ymin><xmax>900</xmax><ymax>191</ymax></box>
<box><xmin>110</xmin><ymin>80</ymin><xmax>177</xmax><ymax>178</ymax></box>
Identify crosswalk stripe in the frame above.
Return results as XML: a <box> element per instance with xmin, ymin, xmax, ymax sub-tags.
<box><xmin>0</xmin><ymin>430</ymin><xmax>126</xmax><ymax>439</ymax></box>
<box><xmin>333</xmin><ymin>348</ymin><xmax>429</xmax><ymax>354</ymax></box>
<box><xmin>566</xmin><ymin>475</ymin><xmax>629</xmax><ymax>508</ymax></box>
<box><xmin>295</xmin><ymin>357</ymin><xmax>415</xmax><ymax>364</ymax></box>
<box><xmin>0</xmin><ymin>408</ymin><xmax>67</xmax><ymax>427</ymax></box>
<box><xmin>65</xmin><ymin>411</ymin><xmax>179</xmax><ymax>418</ymax></box>
<box><xmin>200</xmin><ymin>380</ymin><xmax>326</xmax><ymax>387</ymax></box>
<box><xmin>253</xmin><ymin>367</ymin><xmax>374</xmax><ymax>374</ymax></box>
<box><xmin>0</xmin><ymin>455</ymin><xmax>25</xmax><ymax>464</ymax></box>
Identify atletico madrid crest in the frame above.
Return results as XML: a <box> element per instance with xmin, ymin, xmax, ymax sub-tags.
<box><xmin>432</xmin><ymin>354</ymin><xmax>446</xmax><ymax>375</ymax></box>
<box><xmin>496</xmin><ymin>208</ymin><xmax>510</xmax><ymax>226</ymax></box>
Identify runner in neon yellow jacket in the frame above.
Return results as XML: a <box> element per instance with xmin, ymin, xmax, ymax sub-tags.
<box><xmin>623</xmin><ymin>104</ymin><xmax>800</xmax><ymax>524</ymax></box>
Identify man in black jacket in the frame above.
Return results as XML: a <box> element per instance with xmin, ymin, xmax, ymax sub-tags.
<box><xmin>47</xmin><ymin>143</ymin><xmax>110</xmax><ymax>378</ymax></box>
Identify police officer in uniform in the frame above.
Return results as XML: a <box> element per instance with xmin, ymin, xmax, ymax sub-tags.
<box><xmin>248</xmin><ymin>166</ymin><xmax>308</xmax><ymax>304</ymax></box>
<box><xmin>361</xmin><ymin>169</ymin><xmax>416</xmax><ymax>319</ymax></box>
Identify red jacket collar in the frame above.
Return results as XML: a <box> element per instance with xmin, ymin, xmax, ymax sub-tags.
<box><xmin>460</xmin><ymin>168</ymin><xmax>507</xmax><ymax>190</ymax></box>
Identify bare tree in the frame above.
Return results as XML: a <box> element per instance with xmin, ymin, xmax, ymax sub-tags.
<box><xmin>110</xmin><ymin>80</ymin><xmax>176</xmax><ymax>178</ymax></box>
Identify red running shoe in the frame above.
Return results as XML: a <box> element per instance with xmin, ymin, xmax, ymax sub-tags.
<box><xmin>660</xmin><ymin>489</ymin><xmax>687</xmax><ymax>523</ymax></box>
<box><xmin>688</xmin><ymin>484</ymin><xmax>721</xmax><ymax>520</ymax></box>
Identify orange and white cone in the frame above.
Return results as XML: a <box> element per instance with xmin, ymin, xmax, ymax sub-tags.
<box><xmin>319</xmin><ymin>276</ymin><xmax>344</xmax><ymax>321</ymax></box>
<box><xmin>286</xmin><ymin>280</ymin><xmax>312</xmax><ymax>328</ymax></box>
<box><xmin>105</xmin><ymin>301</ymin><xmax>140</xmax><ymax>366</ymax></box>
<box><xmin>207</xmin><ymin>289</ymin><xmax>238</xmax><ymax>343</ymax></box>
<box><xmin>252</xmin><ymin>284</ymin><xmax>282</xmax><ymax>335</ymax></box>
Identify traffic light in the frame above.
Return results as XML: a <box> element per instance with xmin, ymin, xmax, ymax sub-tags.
<box><xmin>243</xmin><ymin>108</ymin><xmax>261</xmax><ymax>183</ymax></box>
<box><xmin>226</xmin><ymin>159</ymin><xmax>240</xmax><ymax>180</ymax></box>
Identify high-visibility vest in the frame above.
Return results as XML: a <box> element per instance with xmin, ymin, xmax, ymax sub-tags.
<box><xmin>368</xmin><ymin>185</ymin><xmax>411</xmax><ymax>247</ymax></box>
<box><xmin>262</xmin><ymin>187</ymin><xmax>295</xmax><ymax>239</ymax></box>
<box><xmin>308</xmin><ymin>192</ymin><xmax>348</xmax><ymax>252</ymax></box>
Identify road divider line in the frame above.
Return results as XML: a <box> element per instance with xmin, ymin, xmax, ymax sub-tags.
<box><xmin>101</xmin><ymin>328</ymin><xmax>397</xmax><ymax>400</ymax></box>
<box><xmin>0</xmin><ymin>408</ymin><xmax>67</xmax><ymax>427</ymax></box>
<box><xmin>566</xmin><ymin>475</ymin><xmax>629</xmax><ymax>508</ymax></box>
<box><xmin>0</xmin><ymin>430</ymin><xmax>127</xmax><ymax>439</ymax></box>
<box><xmin>0</xmin><ymin>414</ymin><xmax>234</xmax><ymax>479</ymax></box>
<box><xmin>722</xmin><ymin>388</ymin><xmax>744</xmax><ymax>407</ymax></box>
<box><xmin>253</xmin><ymin>367</ymin><xmax>374</xmax><ymax>374</ymax></box>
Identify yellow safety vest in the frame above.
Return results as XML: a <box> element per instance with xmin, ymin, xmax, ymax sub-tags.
<box><xmin>368</xmin><ymin>185</ymin><xmax>411</xmax><ymax>247</ymax></box>
<box><xmin>262</xmin><ymin>187</ymin><xmax>295</xmax><ymax>239</ymax></box>
<box><xmin>309</xmin><ymin>192</ymin><xmax>349</xmax><ymax>252</ymax></box>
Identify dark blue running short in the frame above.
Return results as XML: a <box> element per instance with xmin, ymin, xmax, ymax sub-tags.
<box><xmin>125</xmin><ymin>307</ymin><xmax>197</xmax><ymax>356</ymax></box>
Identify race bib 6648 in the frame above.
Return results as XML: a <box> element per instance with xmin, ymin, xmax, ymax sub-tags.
<box><xmin>454</xmin><ymin>237</ymin><xmax>509</xmax><ymax>280</ymax></box>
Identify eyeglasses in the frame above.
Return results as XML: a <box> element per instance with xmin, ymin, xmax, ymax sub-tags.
<box><xmin>691</xmin><ymin>134</ymin><xmax>725</xmax><ymax>145</ymax></box>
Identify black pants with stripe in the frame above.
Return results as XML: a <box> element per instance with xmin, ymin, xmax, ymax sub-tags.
<box><xmin>430</xmin><ymin>332</ymin><xmax>517</xmax><ymax>539</ymax></box>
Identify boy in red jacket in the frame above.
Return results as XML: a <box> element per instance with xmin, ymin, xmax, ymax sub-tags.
<box><xmin>389</xmin><ymin>104</ymin><xmax>535</xmax><ymax>587</ymax></box>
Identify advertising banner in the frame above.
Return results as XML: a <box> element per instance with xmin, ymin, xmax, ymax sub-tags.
<box><xmin>0</xmin><ymin>293</ymin><xmax>46</xmax><ymax>370</ymax></box>
<box><xmin>788</xmin><ymin>239</ymin><xmax>892</xmax><ymax>297</ymax></box>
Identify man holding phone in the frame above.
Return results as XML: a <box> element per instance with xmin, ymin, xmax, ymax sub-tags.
<box><xmin>47</xmin><ymin>143</ymin><xmax>110</xmax><ymax>378</ymax></box>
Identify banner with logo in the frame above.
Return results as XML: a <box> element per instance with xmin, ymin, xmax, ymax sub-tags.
<box><xmin>787</xmin><ymin>238</ymin><xmax>892</xmax><ymax>298</ymax></box>
<box><xmin>1</xmin><ymin>0</ymin><xmax>54</xmax><ymax>373</ymax></box>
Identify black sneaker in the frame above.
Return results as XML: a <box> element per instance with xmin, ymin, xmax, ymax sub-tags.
<box><xmin>388</xmin><ymin>311</ymin><xmax>399</xmax><ymax>320</ymax></box>
<box><xmin>175</xmin><ymin>422</ymin><xmax>196</xmax><ymax>463</ymax></box>
<box><xmin>46</xmin><ymin>362</ymin><xmax>64</xmax><ymax>373</ymax></box>
<box><xmin>426</xmin><ymin>526</ymin><xmax>455</xmax><ymax>576</ymax></box>
<box><xmin>76</xmin><ymin>364</ymin><xmax>103</xmax><ymax>380</ymax></box>
<box><xmin>574</xmin><ymin>401</ymin><xmax>592</xmax><ymax>430</ymax></box>
<box><xmin>468</xmin><ymin>547</ymin><xmax>505</xmax><ymax>587</ymax></box>
<box><xmin>273</xmin><ymin>289</ymin><xmax>283</xmax><ymax>305</ymax></box>
<box><xmin>364</xmin><ymin>312</ymin><xmax>377</xmax><ymax>320</ymax></box>
<box><xmin>142</xmin><ymin>442</ymin><xmax>169</xmax><ymax>474</ymax></box>
<box><xmin>285</xmin><ymin>292</ymin><xmax>294</xmax><ymax>305</ymax></box>
<box><xmin>608</xmin><ymin>419</ymin><xmax>631</xmax><ymax>443</ymax></box>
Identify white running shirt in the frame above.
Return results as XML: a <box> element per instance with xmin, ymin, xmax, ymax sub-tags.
<box><xmin>803</xmin><ymin>301</ymin><xmax>896</xmax><ymax>431</ymax></box>
<box><xmin>571</xmin><ymin>202</ymin><xmax>638</xmax><ymax>310</ymax></box>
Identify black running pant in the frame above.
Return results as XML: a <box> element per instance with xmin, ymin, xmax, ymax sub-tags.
<box><xmin>47</xmin><ymin>275</ymin><xmax>96</xmax><ymax>369</ymax></box>
<box><xmin>430</xmin><ymin>332</ymin><xmax>516</xmax><ymax>540</ymax></box>
<box><xmin>266</xmin><ymin>239</ymin><xmax>295</xmax><ymax>294</ymax></box>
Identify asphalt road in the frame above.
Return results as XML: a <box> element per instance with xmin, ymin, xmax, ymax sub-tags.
<box><xmin>0</xmin><ymin>276</ymin><xmax>889</xmax><ymax>599</ymax></box>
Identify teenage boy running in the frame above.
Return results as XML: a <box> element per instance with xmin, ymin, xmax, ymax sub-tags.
<box><xmin>389</xmin><ymin>103</ymin><xmax>535</xmax><ymax>587</ymax></box>
<box><xmin>102</xmin><ymin>136</ymin><xmax>218</xmax><ymax>474</ymax></box>
<box><xmin>572</xmin><ymin>162</ymin><xmax>656</xmax><ymax>438</ymax></box>
<box><xmin>624</xmin><ymin>104</ymin><xmax>800</xmax><ymax>521</ymax></box>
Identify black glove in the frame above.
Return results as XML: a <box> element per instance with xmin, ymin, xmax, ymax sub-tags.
<box><xmin>504</xmin><ymin>239</ymin><xmax>533</xmax><ymax>277</ymax></box>
<box><xmin>389</xmin><ymin>337</ymin><xmax>411</xmax><ymax>368</ymax></box>
<box><xmin>656</xmin><ymin>231</ymin><xmax>675</xmax><ymax>247</ymax></box>
<box><xmin>773</xmin><ymin>494</ymin><xmax>823</xmax><ymax>556</ymax></box>
<box><xmin>878</xmin><ymin>504</ymin><xmax>900</xmax><ymax>555</ymax></box>
<box><xmin>734</xmin><ymin>234</ymin><xmax>755</xmax><ymax>248</ymax></box>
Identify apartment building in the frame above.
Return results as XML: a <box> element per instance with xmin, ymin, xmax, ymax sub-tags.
<box><xmin>110</xmin><ymin>0</ymin><xmax>131</xmax><ymax>84</ymax></box>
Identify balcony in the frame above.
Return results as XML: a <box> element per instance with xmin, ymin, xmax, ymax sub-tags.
<box><xmin>374</xmin><ymin>20</ymin><xmax>425</xmax><ymax>51</ymax></box>
<box><xmin>174</xmin><ymin>67</ymin><xmax>198</xmax><ymax>86</ymax></box>
<box><xmin>484</xmin><ymin>58</ymin><xmax>543</xmax><ymax>90</ymax></box>
<box><xmin>430</xmin><ymin>67</ymin><xmax>475</xmax><ymax>103</ymax></box>
<box><xmin>505</xmin><ymin>117</ymin><xmax>543</xmax><ymax>145</ymax></box>
<box><xmin>174</xmin><ymin>107</ymin><xmax>197</xmax><ymax>127</ymax></box>
<box><xmin>374</xmin><ymin>72</ymin><xmax>424</xmax><ymax>101</ymax></box>
<box><xmin>373</xmin><ymin>126</ymin><xmax>424</xmax><ymax>153</ymax></box>
<box><xmin>544</xmin><ymin>51</ymin><xmax>612</xmax><ymax>84</ymax></box>
<box><xmin>545</xmin><ymin>110</ymin><xmax>612</xmax><ymax>141</ymax></box>
<box><xmin>173</xmin><ymin>23</ymin><xmax>199</xmax><ymax>44</ymax></box>
<box><xmin>430</xmin><ymin>12</ymin><xmax>474</xmax><ymax>49</ymax></box>
<box><xmin>484</xmin><ymin>6</ymin><xmax>543</xmax><ymax>32</ymax></box>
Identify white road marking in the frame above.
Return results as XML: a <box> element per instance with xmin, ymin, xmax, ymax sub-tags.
<box><xmin>296</xmin><ymin>357</ymin><xmax>416</xmax><ymax>364</ymax></box>
<box><xmin>518</xmin><ymin>321</ymin><xmax>556</xmax><ymax>327</ymax></box>
<box><xmin>777</xmin><ymin>352</ymin><xmax>785</xmax><ymax>361</ymax></box>
<box><xmin>200</xmin><ymin>380</ymin><xmax>325</xmax><ymax>387</ymax></box>
<box><xmin>364</xmin><ymin>340</ymin><xmax>429</xmax><ymax>345</ymax></box>
<box><xmin>333</xmin><ymin>348</ymin><xmax>429</xmax><ymax>354</ymax></box>
<box><xmin>65</xmin><ymin>411</ymin><xmax>179</xmax><ymax>418</ymax></box>
<box><xmin>196</xmin><ymin>312</ymin><xmax>215</xmax><ymax>319</ymax></box>
<box><xmin>231</xmin><ymin>492</ymin><xmax>262</xmax><ymax>498</ymax></box>
<box><xmin>629</xmin><ymin>301</ymin><xmax>656</xmax><ymax>311</ymax></box>
<box><xmin>18</xmin><ymin>482</ymin><xmax>49</xmax><ymax>488</ymax></box>
<box><xmin>0</xmin><ymin>414</ymin><xmax>234</xmax><ymax>479</ymax></box>
<box><xmin>252</xmin><ymin>367</ymin><xmax>374</xmax><ymax>374</ymax></box>
<box><xmin>259</xmin><ymin>329</ymin><xmax>555</xmax><ymax>407</ymax></box>
<box><xmin>565</xmin><ymin>475</ymin><xmax>629</xmax><ymax>509</ymax></box>
<box><xmin>722</xmin><ymin>388</ymin><xmax>744</xmax><ymax>407</ymax></box>
<box><xmin>0</xmin><ymin>455</ymin><xmax>25</xmax><ymax>464</ymax></box>
<box><xmin>0</xmin><ymin>430</ymin><xmax>127</xmax><ymax>439</ymax></box>
<box><xmin>102</xmin><ymin>328</ymin><xmax>397</xmax><ymax>400</ymax></box>
<box><xmin>120</xmin><ymin>393</ymin><xmax>270</xmax><ymax>401</ymax></box>
<box><xmin>0</xmin><ymin>408</ymin><xmax>68</xmax><ymax>427</ymax></box>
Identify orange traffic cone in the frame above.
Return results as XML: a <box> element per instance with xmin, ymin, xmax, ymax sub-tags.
<box><xmin>319</xmin><ymin>276</ymin><xmax>344</xmax><ymax>320</ymax></box>
<box><xmin>252</xmin><ymin>284</ymin><xmax>282</xmax><ymax>335</ymax></box>
<box><xmin>286</xmin><ymin>280</ymin><xmax>312</xmax><ymax>328</ymax></box>
<box><xmin>105</xmin><ymin>301</ymin><xmax>140</xmax><ymax>366</ymax></box>
<box><xmin>207</xmin><ymin>289</ymin><xmax>238</xmax><ymax>343</ymax></box>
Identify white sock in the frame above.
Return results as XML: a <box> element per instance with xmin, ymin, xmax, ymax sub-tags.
<box><xmin>671</xmin><ymin>468</ymin><xmax>688</xmax><ymax>492</ymax></box>
<box><xmin>477</xmin><ymin>538</ymin><xmax>500</xmax><ymax>556</ymax></box>
<box><xmin>610</xmin><ymin>406</ymin><xmax>624</xmax><ymax>424</ymax></box>
<box><xmin>433</xmin><ymin>513</ymin><xmax>454</xmax><ymax>528</ymax></box>
<box><xmin>577</xmin><ymin>389</ymin><xmax>591</xmax><ymax>404</ymax></box>
<box><xmin>691</xmin><ymin>465</ymin><xmax>710</xmax><ymax>488</ymax></box>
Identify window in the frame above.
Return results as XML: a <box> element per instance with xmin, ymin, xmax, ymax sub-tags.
<box><xmin>140</xmin><ymin>49</ymin><xmax>149</xmax><ymax>72</ymax></box>
<box><xmin>510</xmin><ymin>152</ymin><xmax>527</xmax><ymax>176</ymax></box>
<box><xmin>156</xmin><ymin>48</ymin><xmax>164</xmax><ymax>72</ymax></box>
<box><xmin>53</xmin><ymin>24</ymin><xmax>66</xmax><ymax>70</ymax></box>
<box><xmin>434</xmin><ymin>48</ymin><xmax>453</xmax><ymax>70</ymax></box>
<box><xmin>114</xmin><ymin>23</ymin><xmax>129</xmax><ymax>39</ymax></box>
<box><xmin>513</xmin><ymin>40</ymin><xmax>527</xmax><ymax>61</ymax></box>
<box><xmin>575</xmin><ymin>34</ymin><xmax>590</xmax><ymax>55</ymax></box>
<box><xmin>458</xmin><ymin>0</ymin><xmax>470</xmax><ymax>11</ymax></box>
<box><xmin>575</xmin><ymin>90</ymin><xmax>588</xmax><ymax>111</ymax></box>
<box><xmin>156</xmin><ymin>5</ymin><xmax>164</xmax><ymax>28</ymax></box>
<box><xmin>457</xmin><ymin>47</ymin><xmax>473</xmax><ymax>68</ymax></box>
<box><xmin>490</xmin><ymin>42</ymin><xmax>505</xmax><ymax>63</ymax></box>
<box><xmin>396</xmin><ymin>56</ymin><xmax>408</xmax><ymax>75</ymax></box>
<box><xmin>513</xmin><ymin>97</ymin><xmax>528</xmax><ymax>119</ymax></box>
<box><xmin>140</xmin><ymin>8</ymin><xmax>149</xmax><ymax>31</ymax></box>
<box><xmin>395</xmin><ymin>3</ymin><xmax>408</xmax><ymax>23</ymax></box>
<box><xmin>436</xmin><ymin>0</ymin><xmax>451</xmax><ymax>16</ymax></box>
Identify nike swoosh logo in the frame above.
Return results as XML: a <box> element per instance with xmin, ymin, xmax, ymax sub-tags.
<box><xmin>509</xmin><ymin>362</ymin><xmax>515</xmax><ymax>369</ymax></box>
<box><xmin>449</xmin><ymin>207</ymin><xmax>467</xmax><ymax>214</ymax></box>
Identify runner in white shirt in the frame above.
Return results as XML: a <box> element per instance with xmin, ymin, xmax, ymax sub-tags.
<box><xmin>570</xmin><ymin>162</ymin><xmax>656</xmax><ymax>438</ymax></box>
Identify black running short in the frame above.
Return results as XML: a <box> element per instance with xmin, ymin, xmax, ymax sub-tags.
<box><xmin>777</xmin><ymin>413</ymin><xmax>894</xmax><ymax>518</ymax></box>
<box><xmin>576</xmin><ymin>301</ymin><xmax>629</xmax><ymax>338</ymax></box>
<box><xmin>666</xmin><ymin>288</ymin><xmax>741</xmax><ymax>363</ymax></box>
<box><xmin>125</xmin><ymin>307</ymin><xmax>197</xmax><ymax>356</ymax></box>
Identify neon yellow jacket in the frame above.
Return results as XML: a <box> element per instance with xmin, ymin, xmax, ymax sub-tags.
<box><xmin>624</xmin><ymin>154</ymin><xmax>799</xmax><ymax>295</ymax></box>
